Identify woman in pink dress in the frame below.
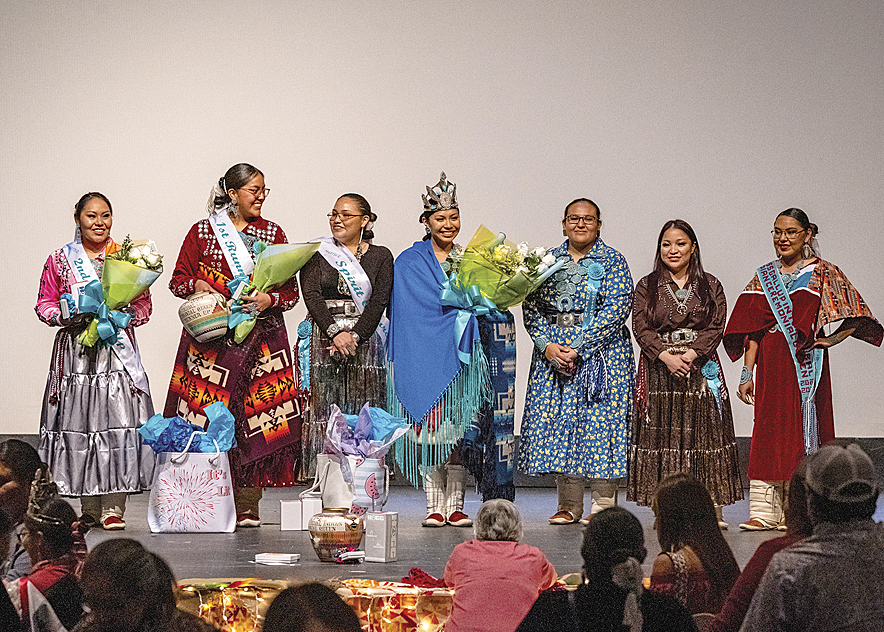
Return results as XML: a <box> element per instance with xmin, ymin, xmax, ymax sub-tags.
<box><xmin>35</xmin><ymin>192</ymin><xmax>154</xmax><ymax>530</ymax></box>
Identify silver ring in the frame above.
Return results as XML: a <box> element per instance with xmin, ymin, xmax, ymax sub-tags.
<box><xmin>550</xmin><ymin>359</ymin><xmax>561</xmax><ymax>370</ymax></box>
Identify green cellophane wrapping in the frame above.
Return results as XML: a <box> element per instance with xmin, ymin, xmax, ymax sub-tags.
<box><xmin>457</xmin><ymin>225</ymin><xmax>538</xmax><ymax>311</ymax></box>
<box><xmin>79</xmin><ymin>258</ymin><xmax>162</xmax><ymax>346</ymax></box>
<box><xmin>233</xmin><ymin>242</ymin><xmax>320</xmax><ymax>343</ymax></box>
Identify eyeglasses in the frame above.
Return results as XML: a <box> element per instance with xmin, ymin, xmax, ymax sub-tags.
<box><xmin>565</xmin><ymin>215</ymin><xmax>598</xmax><ymax>226</ymax></box>
<box><xmin>771</xmin><ymin>228</ymin><xmax>805</xmax><ymax>240</ymax></box>
<box><xmin>240</xmin><ymin>187</ymin><xmax>269</xmax><ymax>199</ymax></box>
<box><xmin>328</xmin><ymin>212</ymin><xmax>362</xmax><ymax>221</ymax></box>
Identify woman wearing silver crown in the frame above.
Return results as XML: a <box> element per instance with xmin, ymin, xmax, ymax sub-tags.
<box><xmin>387</xmin><ymin>173</ymin><xmax>517</xmax><ymax>527</ymax></box>
<box><xmin>519</xmin><ymin>198</ymin><xmax>634</xmax><ymax>525</ymax></box>
<box><xmin>297</xmin><ymin>193</ymin><xmax>394</xmax><ymax>480</ymax></box>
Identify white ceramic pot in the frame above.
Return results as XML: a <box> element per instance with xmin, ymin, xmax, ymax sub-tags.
<box><xmin>178</xmin><ymin>292</ymin><xmax>230</xmax><ymax>342</ymax></box>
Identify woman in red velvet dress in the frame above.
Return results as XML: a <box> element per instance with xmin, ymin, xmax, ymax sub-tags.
<box><xmin>723</xmin><ymin>208</ymin><xmax>882</xmax><ymax>530</ymax></box>
<box><xmin>164</xmin><ymin>163</ymin><xmax>304</xmax><ymax>528</ymax></box>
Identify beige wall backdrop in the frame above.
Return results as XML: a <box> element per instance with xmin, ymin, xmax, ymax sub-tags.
<box><xmin>3</xmin><ymin>1</ymin><xmax>882</xmax><ymax>437</ymax></box>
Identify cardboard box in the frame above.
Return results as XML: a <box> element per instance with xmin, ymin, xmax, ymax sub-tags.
<box><xmin>280</xmin><ymin>494</ymin><xmax>323</xmax><ymax>531</ymax></box>
<box><xmin>364</xmin><ymin>511</ymin><xmax>398</xmax><ymax>562</ymax></box>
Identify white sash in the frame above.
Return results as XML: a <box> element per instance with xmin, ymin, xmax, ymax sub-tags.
<box><xmin>209</xmin><ymin>210</ymin><xmax>254</xmax><ymax>278</ymax></box>
<box><xmin>62</xmin><ymin>238</ymin><xmax>100</xmax><ymax>302</ymax></box>
<box><xmin>62</xmin><ymin>235</ymin><xmax>150</xmax><ymax>395</ymax></box>
<box><xmin>317</xmin><ymin>237</ymin><xmax>389</xmax><ymax>343</ymax></box>
<box><xmin>757</xmin><ymin>261</ymin><xmax>824</xmax><ymax>454</ymax></box>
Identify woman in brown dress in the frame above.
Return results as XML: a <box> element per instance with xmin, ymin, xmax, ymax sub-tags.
<box><xmin>627</xmin><ymin>220</ymin><xmax>742</xmax><ymax>526</ymax></box>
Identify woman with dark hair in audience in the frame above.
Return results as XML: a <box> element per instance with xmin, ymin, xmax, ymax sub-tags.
<box><xmin>262</xmin><ymin>583</ymin><xmax>361</xmax><ymax>632</ymax></box>
<box><xmin>706</xmin><ymin>459</ymin><xmax>813</xmax><ymax>632</ymax></box>
<box><xmin>73</xmin><ymin>538</ymin><xmax>215</xmax><ymax>632</ymax></box>
<box><xmin>650</xmin><ymin>473</ymin><xmax>740</xmax><ymax>615</ymax></box>
<box><xmin>517</xmin><ymin>506</ymin><xmax>696</xmax><ymax>632</ymax></box>
<box><xmin>297</xmin><ymin>193</ymin><xmax>393</xmax><ymax>479</ymax></box>
<box><xmin>628</xmin><ymin>220</ymin><xmax>742</xmax><ymax>528</ymax></box>
<box><xmin>36</xmin><ymin>192</ymin><xmax>155</xmax><ymax>530</ymax></box>
<box><xmin>1</xmin><ymin>439</ymin><xmax>43</xmax><ymax>581</ymax></box>
<box><xmin>444</xmin><ymin>499</ymin><xmax>556</xmax><ymax>632</ymax></box>
<box><xmin>165</xmin><ymin>163</ymin><xmax>304</xmax><ymax>527</ymax></box>
<box><xmin>724</xmin><ymin>207</ymin><xmax>882</xmax><ymax>530</ymax></box>
<box><xmin>12</xmin><ymin>483</ymin><xmax>87</xmax><ymax>630</ymax></box>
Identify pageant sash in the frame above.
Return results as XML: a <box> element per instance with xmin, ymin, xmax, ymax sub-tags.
<box><xmin>62</xmin><ymin>240</ymin><xmax>150</xmax><ymax>394</ymax></box>
<box><xmin>209</xmin><ymin>210</ymin><xmax>255</xmax><ymax>278</ymax></box>
<box><xmin>62</xmin><ymin>238</ymin><xmax>100</xmax><ymax>302</ymax></box>
<box><xmin>317</xmin><ymin>237</ymin><xmax>389</xmax><ymax>343</ymax></box>
<box><xmin>757</xmin><ymin>261</ymin><xmax>824</xmax><ymax>454</ymax></box>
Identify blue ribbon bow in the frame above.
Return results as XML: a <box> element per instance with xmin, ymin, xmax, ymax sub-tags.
<box><xmin>226</xmin><ymin>275</ymin><xmax>253</xmax><ymax>328</ymax></box>
<box><xmin>76</xmin><ymin>280</ymin><xmax>131</xmax><ymax>344</ymax></box>
<box><xmin>702</xmin><ymin>360</ymin><xmax>724</xmax><ymax>417</ymax></box>
<box><xmin>440</xmin><ymin>275</ymin><xmax>499</xmax><ymax>363</ymax></box>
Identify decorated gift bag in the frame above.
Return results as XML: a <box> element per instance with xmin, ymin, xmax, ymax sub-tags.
<box><xmin>147</xmin><ymin>432</ymin><xmax>236</xmax><ymax>533</ymax></box>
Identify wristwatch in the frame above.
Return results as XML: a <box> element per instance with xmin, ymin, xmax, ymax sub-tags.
<box><xmin>351</xmin><ymin>332</ymin><xmax>361</xmax><ymax>344</ymax></box>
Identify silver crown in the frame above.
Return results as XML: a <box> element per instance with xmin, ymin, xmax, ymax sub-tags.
<box><xmin>422</xmin><ymin>172</ymin><xmax>458</xmax><ymax>211</ymax></box>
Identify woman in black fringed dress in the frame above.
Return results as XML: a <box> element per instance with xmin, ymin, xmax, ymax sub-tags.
<box><xmin>297</xmin><ymin>193</ymin><xmax>393</xmax><ymax>481</ymax></box>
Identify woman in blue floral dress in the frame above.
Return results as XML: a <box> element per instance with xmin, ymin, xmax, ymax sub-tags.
<box><xmin>519</xmin><ymin>198</ymin><xmax>634</xmax><ymax>525</ymax></box>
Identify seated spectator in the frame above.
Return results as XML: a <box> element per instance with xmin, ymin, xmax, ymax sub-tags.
<box><xmin>444</xmin><ymin>499</ymin><xmax>557</xmax><ymax>632</ymax></box>
<box><xmin>0</xmin><ymin>509</ymin><xmax>24</xmax><ymax>631</ymax></box>
<box><xmin>707</xmin><ymin>459</ymin><xmax>813</xmax><ymax>632</ymax></box>
<box><xmin>0</xmin><ymin>439</ymin><xmax>42</xmax><ymax>582</ymax></box>
<box><xmin>650</xmin><ymin>473</ymin><xmax>740</xmax><ymax>615</ymax></box>
<box><xmin>517</xmin><ymin>506</ymin><xmax>697</xmax><ymax>632</ymax></box>
<box><xmin>73</xmin><ymin>538</ymin><xmax>216</xmax><ymax>632</ymax></box>
<box><xmin>740</xmin><ymin>442</ymin><xmax>884</xmax><ymax>631</ymax></box>
<box><xmin>9</xmin><ymin>467</ymin><xmax>87</xmax><ymax>630</ymax></box>
<box><xmin>262</xmin><ymin>583</ymin><xmax>361</xmax><ymax>632</ymax></box>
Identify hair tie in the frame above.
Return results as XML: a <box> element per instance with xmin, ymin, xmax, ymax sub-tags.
<box><xmin>611</xmin><ymin>557</ymin><xmax>644</xmax><ymax>632</ymax></box>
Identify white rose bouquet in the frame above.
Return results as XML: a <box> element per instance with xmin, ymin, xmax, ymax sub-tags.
<box><xmin>453</xmin><ymin>225</ymin><xmax>564</xmax><ymax>311</ymax></box>
<box><xmin>78</xmin><ymin>235</ymin><xmax>164</xmax><ymax>346</ymax></box>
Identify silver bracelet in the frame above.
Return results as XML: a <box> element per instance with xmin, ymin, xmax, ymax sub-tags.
<box><xmin>740</xmin><ymin>365</ymin><xmax>753</xmax><ymax>385</ymax></box>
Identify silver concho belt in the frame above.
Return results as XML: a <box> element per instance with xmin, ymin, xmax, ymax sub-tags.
<box><xmin>326</xmin><ymin>299</ymin><xmax>360</xmax><ymax>317</ymax></box>
<box><xmin>545</xmin><ymin>312</ymin><xmax>584</xmax><ymax>328</ymax></box>
<box><xmin>661</xmin><ymin>328</ymin><xmax>697</xmax><ymax>354</ymax></box>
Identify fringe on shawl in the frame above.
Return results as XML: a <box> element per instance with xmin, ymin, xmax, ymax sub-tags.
<box><xmin>386</xmin><ymin>340</ymin><xmax>492</xmax><ymax>488</ymax></box>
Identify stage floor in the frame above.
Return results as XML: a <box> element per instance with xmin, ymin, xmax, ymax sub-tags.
<box><xmin>80</xmin><ymin>487</ymin><xmax>884</xmax><ymax>584</ymax></box>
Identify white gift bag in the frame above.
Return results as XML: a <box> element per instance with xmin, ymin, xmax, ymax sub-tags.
<box><xmin>300</xmin><ymin>454</ymin><xmax>389</xmax><ymax>515</ymax></box>
<box><xmin>147</xmin><ymin>433</ymin><xmax>236</xmax><ymax>533</ymax></box>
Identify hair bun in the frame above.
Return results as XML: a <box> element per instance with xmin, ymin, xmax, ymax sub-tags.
<box><xmin>809</xmin><ymin>222</ymin><xmax>819</xmax><ymax>237</ymax></box>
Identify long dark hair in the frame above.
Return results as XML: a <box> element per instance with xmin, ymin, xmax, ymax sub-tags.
<box><xmin>644</xmin><ymin>219</ymin><xmax>713</xmax><ymax>328</ymax></box>
<box><xmin>79</xmin><ymin>539</ymin><xmax>178</xmax><ymax>632</ymax></box>
<box><xmin>654</xmin><ymin>473</ymin><xmax>740</xmax><ymax>596</ymax></box>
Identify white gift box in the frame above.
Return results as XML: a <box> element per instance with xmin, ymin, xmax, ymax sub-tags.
<box><xmin>364</xmin><ymin>511</ymin><xmax>398</xmax><ymax>562</ymax></box>
<box><xmin>280</xmin><ymin>494</ymin><xmax>323</xmax><ymax>531</ymax></box>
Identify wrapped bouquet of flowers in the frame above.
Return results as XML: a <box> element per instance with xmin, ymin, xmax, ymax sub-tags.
<box><xmin>227</xmin><ymin>241</ymin><xmax>320</xmax><ymax>343</ymax></box>
<box><xmin>77</xmin><ymin>236</ymin><xmax>163</xmax><ymax>346</ymax></box>
<box><xmin>450</xmin><ymin>225</ymin><xmax>563</xmax><ymax>311</ymax></box>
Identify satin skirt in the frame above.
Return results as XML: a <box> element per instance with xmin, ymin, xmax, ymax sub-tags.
<box><xmin>39</xmin><ymin>327</ymin><xmax>155</xmax><ymax>496</ymax></box>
